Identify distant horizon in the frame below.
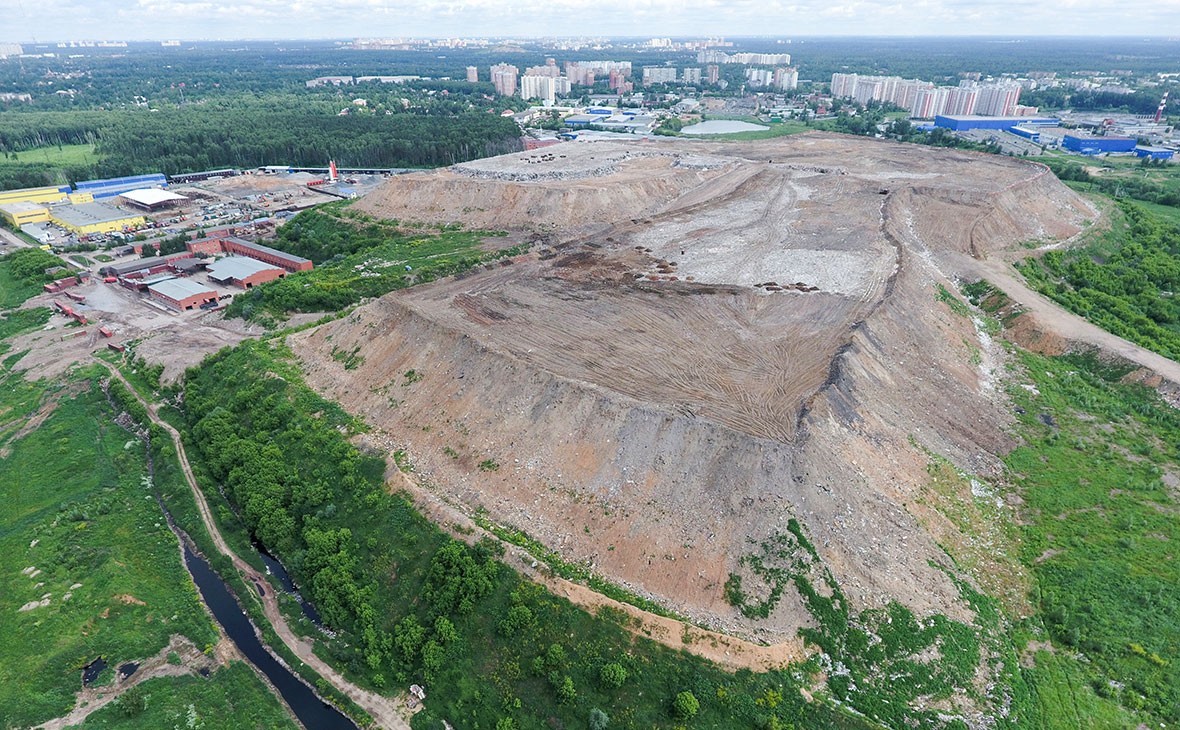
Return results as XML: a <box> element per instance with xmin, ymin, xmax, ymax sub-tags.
<box><xmin>4</xmin><ymin>0</ymin><xmax>1180</xmax><ymax>47</ymax></box>
<box><xmin>7</xmin><ymin>34</ymin><xmax>1180</xmax><ymax>44</ymax></box>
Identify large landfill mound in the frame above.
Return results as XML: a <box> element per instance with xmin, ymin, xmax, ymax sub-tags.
<box><xmin>289</xmin><ymin>132</ymin><xmax>1095</xmax><ymax>647</ymax></box>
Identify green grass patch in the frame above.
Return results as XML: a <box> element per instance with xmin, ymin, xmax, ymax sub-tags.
<box><xmin>1005</xmin><ymin>350</ymin><xmax>1180</xmax><ymax>724</ymax></box>
<box><xmin>1021</xmin><ymin>649</ymin><xmax>1147</xmax><ymax>730</ymax></box>
<box><xmin>0</xmin><ymin>247</ymin><xmax>69</xmax><ymax>308</ymax></box>
<box><xmin>78</xmin><ymin>661</ymin><xmax>298</xmax><ymax>729</ymax></box>
<box><xmin>936</xmin><ymin>282</ymin><xmax>972</xmax><ymax>317</ymax></box>
<box><xmin>0</xmin><ymin>144</ymin><xmax>99</xmax><ymax>189</ymax></box>
<box><xmin>0</xmin><ymin>370</ymin><xmax>217</xmax><ymax>728</ymax></box>
<box><xmin>0</xmin><ymin>306</ymin><xmax>51</xmax><ymax>350</ymax></box>
<box><xmin>2</xmin><ymin>143</ymin><xmax>99</xmax><ymax>167</ymax></box>
<box><xmin>699</xmin><ymin>119</ymin><xmax>813</xmax><ymax>141</ymax></box>
<box><xmin>223</xmin><ymin>206</ymin><xmax>524</xmax><ymax>322</ymax></box>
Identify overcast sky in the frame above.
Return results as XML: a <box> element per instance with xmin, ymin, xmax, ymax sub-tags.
<box><xmin>2</xmin><ymin>0</ymin><xmax>1179</xmax><ymax>43</ymax></box>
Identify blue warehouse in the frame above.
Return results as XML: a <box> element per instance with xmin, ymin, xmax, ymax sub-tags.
<box><xmin>934</xmin><ymin>115</ymin><xmax>1057</xmax><ymax>132</ymax></box>
<box><xmin>1062</xmin><ymin>135</ymin><xmax>1136</xmax><ymax>155</ymax></box>
<box><xmin>74</xmin><ymin>173</ymin><xmax>169</xmax><ymax>199</ymax></box>
<box><xmin>1135</xmin><ymin>146</ymin><xmax>1175</xmax><ymax>161</ymax></box>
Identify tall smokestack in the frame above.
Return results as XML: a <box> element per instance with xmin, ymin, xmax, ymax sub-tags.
<box><xmin>329</xmin><ymin>160</ymin><xmax>338</xmax><ymax>183</ymax></box>
<box><xmin>1156</xmin><ymin>91</ymin><xmax>1169</xmax><ymax>124</ymax></box>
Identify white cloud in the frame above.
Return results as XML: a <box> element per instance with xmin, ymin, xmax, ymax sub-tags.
<box><xmin>3</xmin><ymin>0</ymin><xmax>1180</xmax><ymax>40</ymax></box>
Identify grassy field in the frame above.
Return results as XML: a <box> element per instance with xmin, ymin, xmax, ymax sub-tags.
<box><xmin>0</xmin><ymin>306</ymin><xmax>50</xmax><ymax>354</ymax></box>
<box><xmin>1021</xmin><ymin>649</ymin><xmax>1145</xmax><ymax>730</ymax></box>
<box><xmin>78</xmin><ymin>661</ymin><xmax>298</xmax><ymax>729</ymax></box>
<box><xmin>0</xmin><ymin>368</ymin><xmax>219</xmax><ymax>728</ymax></box>
<box><xmin>1135</xmin><ymin>198</ymin><xmax>1180</xmax><ymax>228</ymax></box>
<box><xmin>0</xmin><ymin>294</ymin><xmax>300</xmax><ymax>729</ymax></box>
<box><xmin>695</xmin><ymin>118</ymin><xmax>813</xmax><ymax>141</ymax></box>
<box><xmin>0</xmin><ymin>247</ymin><xmax>69</xmax><ymax>309</ymax></box>
<box><xmin>0</xmin><ymin>144</ymin><xmax>100</xmax><ymax>189</ymax></box>
<box><xmin>2</xmin><ymin>143</ymin><xmax>99</xmax><ymax>167</ymax></box>
<box><xmin>1005</xmin><ymin>351</ymin><xmax>1180</xmax><ymax>724</ymax></box>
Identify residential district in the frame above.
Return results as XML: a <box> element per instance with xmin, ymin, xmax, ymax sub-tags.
<box><xmin>298</xmin><ymin>40</ymin><xmax>1177</xmax><ymax>157</ymax></box>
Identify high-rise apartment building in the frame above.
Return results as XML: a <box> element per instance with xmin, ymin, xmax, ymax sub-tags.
<box><xmin>699</xmin><ymin>50</ymin><xmax>790</xmax><ymax>65</ymax></box>
<box><xmin>490</xmin><ymin>63</ymin><xmax>518</xmax><ymax>96</ymax></box>
<box><xmin>520</xmin><ymin>75</ymin><xmax>556</xmax><ymax>105</ymax></box>
<box><xmin>682</xmin><ymin>68</ymin><xmax>703</xmax><ymax>85</ymax></box>
<box><xmin>643</xmin><ymin>67</ymin><xmax>678</xmax><ymax>85</ymax></box>
<box><xmin>833</xmin><ymin>72</ymin><xmax>1023</xmax><ymax>118</ymax></box>
<box><xmin>944</xmin><ymin>86</ymin><xmax>979</xmax><ymax>116</ymax></box>
<box><xmin>706</xmin><ymin>65</ymin><xmax>720</xmax><ymax>84</ymax></box>
<box><xmin>773</xmin><ymin>67</ymin><xmax>799</xmax><ymax>91</ymax></box>
<box><xmin>466</xmin><ymin>66</ymin><xmax>479</xmax><ymax>83</ymax></box>
<box><xmin>525</xmin><ymin>59</ymin><xmax>561</xmax><ymax>78</ymax></box>
<box><xmin>745</xmin><ymin>68</ymin><xmax>773</xmax><ymax>87</ymax></box>
<box><xmin>565</xmin><ymin>61</ymin><xmax>631</xmax><ymax>86</ymax></box>
<box><xmin>975</xmin><ymin>83</ymin><xmax>1022</xmax><ymax>116</ymax></box>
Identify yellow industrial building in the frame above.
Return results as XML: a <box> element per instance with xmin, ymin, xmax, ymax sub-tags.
<box><xmin>49</xmin><ymin>202</ymin><xmax>146</xmax><ymax>235</ymax></box>
<box><xmin>0</xmin><ymin>185</ymin><xmax>69</xmax><ymax>206</ymax></box>
<box><xmin>0</xmin><ymin>201</ymin><xmax>51</xmax><ymax>227</ymax></box>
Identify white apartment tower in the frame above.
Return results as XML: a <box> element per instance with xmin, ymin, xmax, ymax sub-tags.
<box><xmin>774</xmin><ymin>67</ymin><xmax>799</xmax><ymax>91</ymax></box>
<box><xmin>520</xmin><ymin>75</ymin><xmax>556</xmax><ymax>105</ymax></box>
<box><xmin>643</xmin><ymin>66</ymin><xmax>678</xmax><ymax>85</ymax></box>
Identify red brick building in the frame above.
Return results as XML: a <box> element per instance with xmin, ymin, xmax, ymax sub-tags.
<box><xmin>148</xmin><ymin>278</ymin><xmax>220</xmax><ymax>311</ymax></box>
<box><xmin>222</xmin><ymin>237</ymin><xmax>313</xmax><ymax>272</ymax></box>
<box><xmin>207</xmin><ymin>256</ymin><xmax>286</xmax><ymax>288</ymax></box>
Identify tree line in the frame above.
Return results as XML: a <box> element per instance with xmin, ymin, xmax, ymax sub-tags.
<box><xmin>1017</xmin><ymin>201</ymin><xmax>1180</xmax><ymax>359</ymax></box>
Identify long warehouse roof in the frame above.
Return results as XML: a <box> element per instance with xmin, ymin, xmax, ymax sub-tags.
<box><xmin>207</xmin><ymin>256</ymin><xmax>282</xmax><ymax>280</ymax></box>
<box><xmin>148</xmin><ymin>278</ymin><xmax>217</xmax><ymax>300</ymax></box>
<box><xmin>50</xmin><ymin>202</ymin><xmax>140</xmax><ymax>227</ymax></box>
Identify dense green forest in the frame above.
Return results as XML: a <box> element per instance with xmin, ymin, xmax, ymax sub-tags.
<box><xmin>1018</xmin><ymin>88</ymin><xmax>1163</xmax><ymax>115</ymax></box>
<box><xmin>0</xmin><ymin>104</ymin><xmax>522</xmax><ymax>186</ymax></box>
<box><xmin>1016</xmin><ymin>201</ymin><xmax>1180</xmax><ymax>358</ymax></box>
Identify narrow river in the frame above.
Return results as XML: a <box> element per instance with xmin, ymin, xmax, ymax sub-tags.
<box><xmin>183</xmin><ymin>543</ymin><xmax>358</xmax><ymax>730</ymax></box>
<box><xmin>118</xmin><ymin>380</ymin><xmax>362</xmax><ymax>730</ymax></box>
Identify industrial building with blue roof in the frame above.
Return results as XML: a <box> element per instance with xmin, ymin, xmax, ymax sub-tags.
<box><xmin>934</xmin><ymin>115</ymin><xmax>1058</xmax><ymax>132</ymax></box>
<box><xmin>1061</xmin><ymin>134</ymin><xmax>1136</xmax><ymax>155</ymax></box>
<box><xmin>74</xmin><ymin>173</ymin><xmax>169</xmax><ymax>199</ymax></box>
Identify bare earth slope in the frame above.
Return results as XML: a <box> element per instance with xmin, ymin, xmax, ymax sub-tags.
<box><xmin>292</xmin><ymin>133</ymin><xmax>1094</xmax><ymax>642</ymax></box>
